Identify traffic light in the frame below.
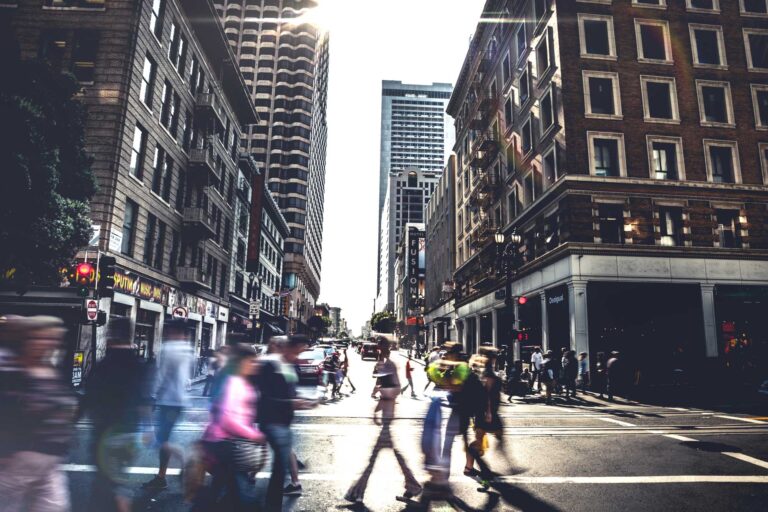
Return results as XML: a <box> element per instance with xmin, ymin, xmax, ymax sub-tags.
<box><xmin>98</xmin><ymin>256</ymin><xmax>116</xmax><ymax>298</ymax></box>
<box><xmin>74</xmin><ymin>262</ymin><xmax>95</xmax><ymax>297</ymax></box>
<box><xmin>517</xmin><ymin>296</ymin><xmax>528</xmax><ymax>305</ymax></box>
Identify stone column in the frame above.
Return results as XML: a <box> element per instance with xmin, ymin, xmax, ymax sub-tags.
<box><xmin>567</xmin><ymin>280</ymin><xmax>589</xmax><ymax>355</ymax></box>
<box><xmin>457</xmin><ymin>320</ymin><xmax>465</xmax><ymax>351</ymax></box>
<box><xmin>491</xmin><ymin>309</ymin><xmax>499</xmax><ymax>347</ymax></box>
<box><xmin>700</xmin><ymin>284</ymin><xmax>718</xmax><ymax>358</ymax></box>
<box><xmin>475</xmin><ymin>315</ymin><xmax>482</xmax><ymax>350</ymax></box>
<box><xmin>540</xmin><ymin>292</ymin><xmax>549</xmax><ymax>351</ymax></box>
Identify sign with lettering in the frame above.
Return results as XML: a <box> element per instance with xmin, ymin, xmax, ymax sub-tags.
<box><xmin>113</xmin><ymin>268</ymin><xmax>169</xmax><ymax>304</ymax></box>
<box><xmin>72</xmin><ymin>351</ymin><xmax>84</xmax><ymax>386</ymax></box>
<box><xmin>407</xmin><ymin>228</ymin><xmax>426</xmax><ymax>316</ymax></box>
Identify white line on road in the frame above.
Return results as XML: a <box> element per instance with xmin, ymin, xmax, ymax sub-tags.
<box><xmin>598</xmin><ymin>417</ymin><xmax>637</xmax><ymax>427</ymax></box>
<box><xmin>714</xmin><ymin>415</ymin><xmax>766</xmax><ymax>425</ymax></box>
<box><xmin>722</xmin><ymin>453</ymin><xmax>768</xmax><ymax>470</ymax></box>
<box><xmin>58</xmin><ymin>465</ymin><xmax>768</xmax><ymax>485</ymax></box>
<box><xmin>663</xmin><ymin>434</ymin><xmax>698</xmax><ymax>442</ymax></box>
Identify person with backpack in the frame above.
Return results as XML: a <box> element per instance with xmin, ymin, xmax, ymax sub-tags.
<box><xmin>322</xmin><ymin>351</ymin><xmax>341</xmax><ymax>399</ymax></box>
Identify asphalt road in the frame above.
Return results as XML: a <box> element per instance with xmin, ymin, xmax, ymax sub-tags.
<box><xmin>64</xmin><ymin>349</ymin><xmax>768</xmax><ymax>511</ymax></box>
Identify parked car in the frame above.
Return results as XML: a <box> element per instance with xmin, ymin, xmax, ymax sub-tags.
<box><xmin>296</xmin><ymin>347</ymin><xmax>327</xmax><ymax>384</ymax></box>
<box><xmin>361</xmin><ymin>342</ymin><xmax>379</xmax><ymax>360</ymax></box>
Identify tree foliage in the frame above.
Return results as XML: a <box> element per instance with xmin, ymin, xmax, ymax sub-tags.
<box><xmin>0</xmin><ymin>55</ymin><xmax>97</xmax><ymax>289</ymax></box>
<box><xmin>370</xmin><ymin>311</ymin><xmax>395</xmax><ymax>333</ymax></box>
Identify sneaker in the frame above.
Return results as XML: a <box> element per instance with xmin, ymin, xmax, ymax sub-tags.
<box><xmin>283</xmin><ymin>483</ymin><xmax>303</xmax><ymax>496</ymax></box>
<box><xmin>142</xmin><ymin>476</ymin><xmax>168</xmax><ymax>489</ymax></box>
<box><xmin>463</xmin><ymin>467</ymin><xmax>480</xmax><ymax>477</ymax></box>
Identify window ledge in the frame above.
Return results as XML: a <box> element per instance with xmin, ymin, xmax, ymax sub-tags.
<box><xmin>128</xmin><ymin>172</ymin><xmax>145</xmax><ymax>187</ymax></box>
<box><xmin>638</xmin><ymin>58</ymin><xmax>674</xmax><ymax>65</ymax></box>
<box><xmin>631</xmin><ymin>3</ymin><xmax>667</xmax><ymax>10</ymax></box>
<box><xmin>700</xmin><ymin>121</ymin><xmax>736</xmax><ymax>129</ymax></box>
<box><xmin>693</xmin><ymin>63</ymin><xmax>729</xmax><ymax>70</ymax></box>
<box><xmin>687</xmin><ymin>8</ymin><xmax>720</xmax><ymax>14</ymax></box>
<box><xmin>0</xmin><ymin>3</ymin><xmax>18</xmax><ymax>8</ymax></box>
<box><xmin>740</xmin><ymin>11</ymin><xmax>768</xmax><ymax>18</ymax></box>
<box><xmin>580</xmin><ymin>53</ymin><xmax>618</xmax><ymax>61</ymax></box>
<box><xmin>42</xmin><ymin>6</ymin><xmax>106</xmax><ymax>12</ymax></box>
<box><xmin>643</xmin><ymin>117</ymin><xmax>681</xmax><ymax>125</ymax></box>
<box><xmin>149</xmin><ymin>190</ymin><xmax>172</xmax><ymax>208</ymax></box>
<box><xmin>747</xmin><ymin>67</ymin><xmax>768</xmax><ymax>73</ymax></box>
<box><xmin>585</xmin><ymin>113</ymin><xmax>624</xmax><ymax>121</ymax></box>
<box><xmin>536</xmin><ymin>66</ymin><xmax>557</xmax><ymax>88</ymax></box>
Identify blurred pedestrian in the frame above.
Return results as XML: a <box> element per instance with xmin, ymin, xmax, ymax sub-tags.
<box><xmin>345</xmin><ymin>339</ymin><xmax>421</xmax><ymax>504</ymax></box>
<box><xmin>143</xmin><ymin>318</ymin><xmax>194</xmax><ymax>490</ymax></box>
<box><xmin>540</xmin><ymin>351</ymin><xmax>556</xmax><ymax>405</ymax></box>
<box><xmin>0</xmin><ymin>316</ymin><xmax>77</xmax><ymax>512</ymax></box>
<box><xmin>259</xmin><ymin>335</ymin><xmax>314</xmax><ymax>507</ymax></box>
<box><xmin>595</xmin><ymin>351</ymin><xmax>607</xmax><ymax>398</ymax></box>
<box><xmin>530</xmin><ymin>347</ymin><xmax>543</xmax><ymax>392</ymax></box>
<box><xmin>562</xmin><ymin>350</ymin><xmax>578</xmax><ymax>399</ymax></box>
<box><xmin>422</xmin><ymin>346</ymin><xmax>441</xmax><ymax>394</ymax></box>
<box><xmin>341</xmin><ymin>347</ymin><xmax>356</xmax><ymax>393</ymax></box>
<box><xmin>202</xmin><ymin>348</ymin><xmax>224</xmax><ymax>397</ymax></box>
<box><xmin>193</xmin><ymin>344</ymin><xmax>265</xmax><ymax>511</ymax></box>
<box><xmin>322</xmin><ymin>349</ymin><xmax>341</xmax><ymax>399</ymax></box>
<box><xmin>607</xmin><ymin>351</ymin><xmax>623</xmax><ymax>400</ymax></box>
<box><xmin>465</xmin><ymin>350</ymin><xmax>505</xmax><ymax>480</ymax></box>
<box><xmin>577</xmin><ymin>352</ymin><xmax>589</xmax><ymax>393</ymax></box>
<box><xmin>82</xmin><ymin>317</ymin><xmax>152</xmax><ymax>512</ymax></box>
<box><xmin>401</xmin><ymin>354</ymin><xmax>417</xmax><ymax>398</ymax></box>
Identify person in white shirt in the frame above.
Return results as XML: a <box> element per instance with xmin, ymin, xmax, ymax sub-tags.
<box><xmin>530</xmin><ymin>347</ymin><xmax>544</xmax><ymax>393</ymax></box>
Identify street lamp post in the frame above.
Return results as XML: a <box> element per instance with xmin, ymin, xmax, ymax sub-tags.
<box><xmin>495</xmin><ymin>229</ymin><xmax>523</xmax><ymax>350</ymax></box>
<box><xmin>248</xmin><ymin>272</ymin><xmax>262</xmax><ymax>345</ymax></box>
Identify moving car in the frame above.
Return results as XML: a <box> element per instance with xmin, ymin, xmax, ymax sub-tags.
<box><xmin>360</xmin><ymin>342</ymin><xmax>379</xmax><ymax>360</ymax></box>
<box><xmin>296</xmin><ymin>347</ymin><xmax>327</xmax><ymax>384</ymax></box>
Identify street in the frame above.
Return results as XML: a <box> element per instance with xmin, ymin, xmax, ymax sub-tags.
<box><xmin>59</xmin><ymin>349</ymin><xmax>768</xmax><ymax>511</ymax></box>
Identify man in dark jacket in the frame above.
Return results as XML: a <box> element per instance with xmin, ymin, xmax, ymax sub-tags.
<box><xmin>82</xmin><ymin>317</ymin><xmax>152</xmax><ymax>512</ymax></box>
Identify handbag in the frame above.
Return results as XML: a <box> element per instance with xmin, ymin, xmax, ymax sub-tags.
<box><xmin>221</xmin><ymin>438</ymin><xmax>268</xmax><ymax>472</ymax></box>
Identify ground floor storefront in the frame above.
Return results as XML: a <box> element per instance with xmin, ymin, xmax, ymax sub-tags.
<box><xmin>454</xmin><ymin>254</ymin><xmax>768</xmax><ymax>387</ymax></box>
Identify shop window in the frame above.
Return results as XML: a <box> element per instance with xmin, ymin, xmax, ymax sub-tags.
<box><xmin>741</xmin><ymin>0</ymin><xmax>768</xmax><ymax>16</ymax></box>
<box><xmin>647</xmin><ymin>136</ymin><xmax>683</xmax><ymax>180</ymax></box>
<box><xmin>697</xmin><ymin>81</ymin><xmax>734</xmax><ymax>127</ymax></box>
<box><xmin>704</xmin><ymin>140</ymin><xmax>740</xmax><ymax>183</ymax></box>
<box><xmin>716</xmin><ymin>209</ymin><xmax>741</xmax><ymax>248</ymax></box>
<box><xmin>578</xmin><ymin>14</ymin><xmax>616</xmax><ymax>59</ymax></box>
<box><xmin>687</xmin><ymin>0</ymin><xmax>719</xmax><ymax>12</ymax></box>
<box><xmin>636</xmin><ymin>20</ymin><xmax>672</xmax><ymax>63</ymax></box>
<box><xmin>72</xmin><ymin>30</ymin><xmax>98</xmax><ymax>83</ymax></box>
<box><xmin>658</xmin><ymin>207</ymin><xmax>683</xmax><ymax>246</ymax></box>
<box><xmin>640</xmin><ymin>76</ymin><xmax>679</xmax><ymax>123</ymax></box>
<box><xmin>135</xmin><ymin>309</ymin><xmax>157</xmax><ymax>358</ymax></box>
<box><xmin>690</xmin><ymin>25</ymin><xmax>726</xmax><ymax>68</ymax></box>
<box><xmin>598</xmin><ymin>204</ymin><xmax>625</xmax><ymax>244</ymax></box>
<box><xmin>583</xmin><ymin>71</ymin><xmax>621</xmax><ymax>119</ymax></box>
<box><xmin>744</xmin><ymin>29</ymin><xmax>768</xmax><ymax>70</ymax></box>
<box><xmin>588</xmin><ymin>132</ymin><xmax>626</xmax><ymax>177</ymax></box>
<box><xmin>129</xmin><ymin>124</ymin><xmax>147</xmax><ymax>179</ymax></box>
<box><xmin>752</xmin><ymin>85</ymin><xmax>768</xmax><ymax>129</ymax></box>
<box><xmin>121</xmin><ymin>200</ymin><xmax>138</xmax><ymax>257</ymax></box>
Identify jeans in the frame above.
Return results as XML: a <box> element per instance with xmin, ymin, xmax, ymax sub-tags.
<box><xmin>262</xmin><ymin>424</ymin><xmax>293</xmax><ymax>510</ymax></box>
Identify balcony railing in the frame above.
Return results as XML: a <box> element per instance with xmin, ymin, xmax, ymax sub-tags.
<box><xmin>182</xmin><ymin>206</ymin><xmax>215</xmax><ymax>240</ymax></box>
<box><xmin>176</xmin><ymin>265</ymin><xmax>210</xmax><ymax>289</ymax></box>
<box><xmin>188</xmin><ymin>141</ymin><xmax>223</xmax><ymax>184</ymax></box>
<box><xmin>195</xmin><ymin>92</ymin><xmax>226</xmax><ymax>129</ymax></box>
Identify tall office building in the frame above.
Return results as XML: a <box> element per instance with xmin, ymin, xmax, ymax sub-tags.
<box><xmin>376</xmin><ymin>81</ymin><xmax>454</xmax><ymax>304</ymax></box>
<box><xmin>216</xmin><ymin>0</ymin><xmax>329</xmax><ymax>332</ymax></box>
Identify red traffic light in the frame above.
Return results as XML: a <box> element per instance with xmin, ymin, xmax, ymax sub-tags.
<box><xmin>77</xmin><ymin>262</ymin><xmax>94</xmax><ymax>277</ymax></box>
<box><xmin>518</xmin><ymin>296</ymin><xmax>528</xmax><ymax>305</ymax></box>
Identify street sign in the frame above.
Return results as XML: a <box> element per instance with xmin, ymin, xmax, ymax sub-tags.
<box><xmin>89</xmin><ymin>224</ymin><xmax>101</xmax><ymax>247</ymax></box>
<box><xmin>249</xmin><ymin>300</ymin><xmax>261</xmax><ymax>316</ymax></box>
<box><xmin>86</xmin><ymin>299</ymin><xmax>98</xmax><ymax>321</ymax></box>
<box><xmin>108</xmin><ymin>230</ymin><xmax>123</xmax><ymax>252</ymax></box>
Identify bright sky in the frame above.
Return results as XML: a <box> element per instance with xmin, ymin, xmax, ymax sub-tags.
<box><xmin>315</xmin><ymin>0</ymin><xmax>486</xmax><ymax>335</ymax></box>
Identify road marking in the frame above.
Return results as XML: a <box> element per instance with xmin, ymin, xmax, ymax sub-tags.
<box><xmin>58</xmin><ymin>465</ymin><xmax>768</xmax><ymax>485</ymax></box>
<box><xmin>723</xmin><ymin>453</ymin><xmax>768</xmax><ymax>470</ymax></box>
<box><xmin>598</xmin><ymin>417</ymin><xmax>637</xmax><ymax>427</ymax></box>
<box><xmin>663</xmin><ymin>434</ymin><xmax>697</xmax><ymax>442</ymax></box>
<box><xmin>714</xmin><ymin>415</ymin><xmax>766</xmax><ymax>424</ymax></box>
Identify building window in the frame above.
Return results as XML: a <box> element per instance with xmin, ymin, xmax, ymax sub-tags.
<box><xmin>504</xmin><ymin>97</ymin><xmax>514</xmax><ymax>130</ymax></box>
<box><xmin>583</xmin><ymin>71</ymin><xmax>622</xmax><ymax>119</ymax></box>
<box><xmin>752</xmin><ymin>85</ymin><xmax>768</xmax><ymax>129</ymax></box>
<box><xmin>169</xmin><ymin>92</ymin><xmax>181</xmax><ymax>137</ymax></box>
<box><xmin>144</xmin><ymin>213</ymin><xmax>157</xmax><ymax>266</ymax></box>
<box><xmin>38</xmin><ymin>30</ymin><xmax>68</xmax><ymax>71</ymax></box>
<box><xmin>516</xmin><ymin>23</ymin><xmax>527</xmax><ymax>62</ymax></box>
<box><xmin>640</xmin><ymin>75</ymin><xmax>679</xmax><ymax>123</ymax></box>
<box><xmin>149</xmin><ymin>0</ymin><xmax>165</xmax><ymax>39</ymax></box>
<box><xmin>633</xmin><ymin>0</ymin><xmax>666</xmax><ymax>7</ymax></box>
<box><xmin>129</xmin><ymin>124</ymin><xmax>147</xmax><ymax>179</ymax></box>
<box><xmin>540</xmin><ymin>87</ymin><xmax>555</xmax><ymax>132</ymax></box>
<box><xmin>519</xmin><ymin>63</ymin><xmax>531</xmax><ymax>105</ymax></box>
<box><xmin>689</xmin><ymin>24</ymin><xmax>727</xmax><ymax>68</ymax></box>
<box><xmin>647</xmin><ymin>136</ymin><xmax>684</xmax><ymax>180</ymax></box>
<box><xmin>696</xmin><ymin>80</ymin><xmax>734</xmax><ymax>127</ymax></box>
<box><xmin>121</xmin><ymin>200</ymin><xmax>138</xmax><ymax>257</ymax></box>
<box><xmin>704</xmin><ymin>140</ymin><xmax>740</xmax><ymax>183</ymax></box>
<box><xmin>716</xmin><ymin>209</ymin><xmax>741</xmax><ymax>248</ymax></box>
<box><xmin>523</xmin><ymin>170</ymin><xmax>542</xmax><ymax>205</ymax></box>
<box><xmin>536</xmin><ymin>27</ymin><xmax>553</xmax><ymax>78</ymax></box>
<box><xmin>578</xmin><ymin>14</ymin><xmax>616</xmax><ymax>60</ymax></box>
<box><xmin>153</xmin><ymin>221</ymin><xmax>166</xmax><ymax>271</ymax></box>
<box><xmin>740</xmin><ymin>0</ymin><xmax>768</xmax><ymax>16</ymax></box>
<box><xmin>521</xmin><ymin>116</ymin><xmax>533</xmax><ymax>155</ymax></box>
<box><xmin>658</xmin><ymin>207</ymin><xmax>683</xmax><ymax>246</ymax></box>
<box><xmin>533</xmin><ymin>0</ymin><xmax>548</xmax><ymax>20</ymax></box>
<box><xmin>168</xmin><ymin>21</ymin><xmax>181</xmax><ymax>65</ymax></box>
<box><xmin>542</xmin><ymin>145</ymin><xmax>560</xmax><ymax>186</ymax></box>
<box><xmin>759</xmin><ymin>143</ymin><xmax>768</xmax><ymax>184</ymax></box>
<box><xmin>502</xmin><ymin>53</ymin><xmax>511</xmax><ymax>84</ymax></box>
<box><xmin>140</xmin><ymin>55</ymin><xmax>156</xmax><ymax>109</ymax></box>
<box><xmin>687</xmin><ymin>0</ymin><xmax>719</xmax><ymax>13</ymax></box>
<box><xmin>71</xmin><ymin>30</ymin><xmax>98</xmax><ymax>83</ymax></box>
<box><xmin>744</xmin><ymin>29</ymin><xmax>768</xmax><ymax>71</ymax></box>
<box><xmin>598</xmin><ymin>204</ymin><xmax>625</xmax><ymax>244</ymax></box>
<box><xmin>588</xmin><ymin>132</ymin><xmax>626</xmax><ymax>177</ymax></box>
<box><xmin>635</xmin><ymin>20</ymin><xmax>672</xmax><ymax>63</ymax></box>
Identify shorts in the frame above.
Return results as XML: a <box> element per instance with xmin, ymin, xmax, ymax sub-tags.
<box><xmin>155</xmin><ymin>405</ymin><xmax>183</xmax><ymax>444</ymax></box>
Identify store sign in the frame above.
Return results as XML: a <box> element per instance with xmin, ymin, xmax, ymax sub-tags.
<box><xmin>548</xmin><ymin>293</ymin><xmax>565</xmax><ymax>305</ymax></box>
<box><xmin>407</xmin><ymin>228</ymin><xmax>426</xmax><ymax>314</ymax></box>
<box><xmin>218</xmin><ymin>306</ymin><xmax>229</xmax><ymax>322</ymax></box>
<box><xmin>114</xmin><ymin>268</ymin><xmax>168</xmax><ymax>304</ymax></box>
<box><xmin>72</xmin><ymin>351</ymin><xmax>84</xmax><ymax>386</ymax></box>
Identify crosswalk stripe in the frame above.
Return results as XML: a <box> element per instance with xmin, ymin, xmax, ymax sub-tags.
<box><xmin>714</xmin><ymin>415</ymin><xmax>766</xmax><ymax>425</ymax></box>
<box><xmin>723</xmin><ymin>452</ymin><xmax>768</xmax><ymax>470</ymax></box>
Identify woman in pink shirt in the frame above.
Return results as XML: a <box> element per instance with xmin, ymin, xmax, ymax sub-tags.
<box><xmin>196</xmin><ymin>344</ymin><xmax>265</xmax><ymax>511</ymax></box>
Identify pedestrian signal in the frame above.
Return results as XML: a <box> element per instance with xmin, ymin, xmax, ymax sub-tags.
<box><xmin>98</xmin><ymin>256</ymin><xmax>116</xmax><ymax>298</ymax></box>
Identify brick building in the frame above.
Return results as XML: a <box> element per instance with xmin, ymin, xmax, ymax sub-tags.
<box><xmin>446</xmin><ymin>0</ymin><xmax>768</xmax><ymax>384</ymax></box>
<box><xmin>3</xmin><ymin>0</ymin><xmax>258</xmax><ymax>375</ymax></box>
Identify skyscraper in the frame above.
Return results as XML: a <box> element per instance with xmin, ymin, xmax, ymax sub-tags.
<box><xmin>376</xmin><ymin>81</ymin><xmax>453</xmax><ymax>306</ymax></box>
<box><xmin>216</xmin><ymin>0</ymin><xmax>329</xmax><ymax>331</ymax></box>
